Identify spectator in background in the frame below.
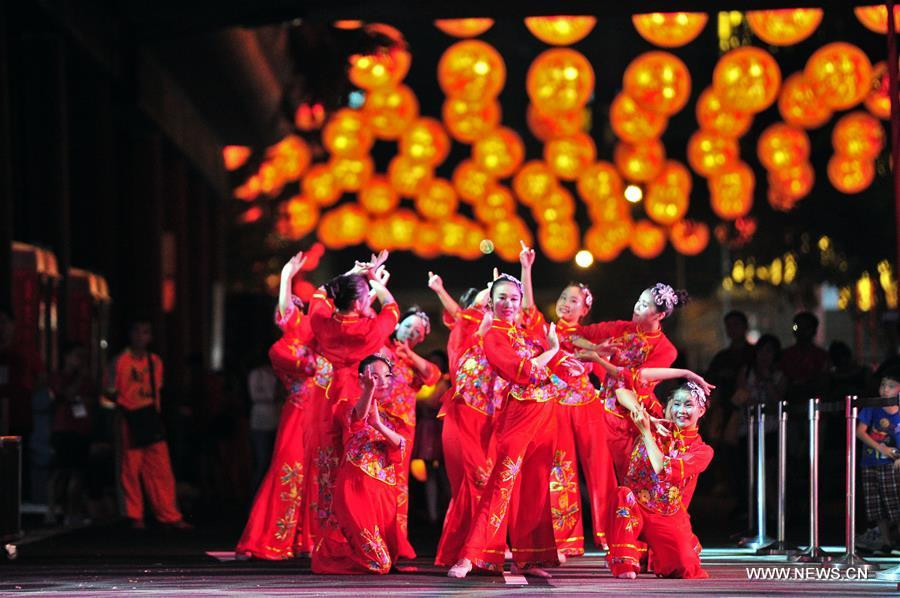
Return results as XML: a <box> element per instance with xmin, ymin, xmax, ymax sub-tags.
<box><xmin>247</xmin><ymin>350</ymin><xmax>280</xmax><ymax>493</ymax></box>
<box><xmin>47</xmin><ymin>343</ymin><xmax>95</xmax><ymax>526</ymax></box>
<box><xmin>828</xmin><ymin>341</ymin><xmax>871</xmax><ymax>402</ymax></box>
<box><xmin>780</xmin><ymin>312</ymin><xmax>830</xmax><ymax>404</ymax></box>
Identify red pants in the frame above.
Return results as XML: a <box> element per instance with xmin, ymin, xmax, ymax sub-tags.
<box><xmin>312</xmin><ymin>464</ymin><xmax>399</xmax><ymax>574</ymax></box>
<box><xmin>554</xmin><ymin>401</ymin><xmax>616</xmax><ymax>550</ymax></box>
<box><xmin>236</xmin><ymin>400</ymin><xmax>310</xmax><ymax>559</ymax></box>
<box><xmin>605</xmin><ymin>409</ymin><xmax>635</xmax><ymax>482</ymax></box>
<box><xmin>463</xmin><ymin>400</ymin><xmax>558</xmax><ymax>571</ymax></box>
<box><xmin>435</xmin><ymin>400</ymin><xmax>496</xmax><ymax>566</ymax></box>
<box><xmin>307</xmin><ymin>387</ymin><xmax>343</xmax><ymax>546</ymax></box>
<box><xmin>607</xmin><ymin>487</ymin><xmax>707</xmax><ymax>579</ymax></box>
<box><xmin>395</xmin><ymin>426</ymin><xmax>417</xmax><ymax>559</ymax></box>
<box><xmin>119</xmin><ymin>423</ymin><xmax>182</xmax><ymax>524</ymax></box>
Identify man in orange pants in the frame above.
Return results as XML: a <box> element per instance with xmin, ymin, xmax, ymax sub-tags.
<box><xmin>112</xmin><ymin>319</ymin><xmax>190</xmax><ymax>530</ymax></box>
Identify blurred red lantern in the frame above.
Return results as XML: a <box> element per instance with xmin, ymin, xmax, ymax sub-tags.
<box><xmin>538</xmin><ymin>220</ymin><xmax>580</xmax><ymax>262</ymax></box>
<box><xmin>452</xmin><ymin>160</ymin><xmax>494</xmax><ymax>204</ymax></box>
<box><xmin>577</xmin><ymin>161</ymin><xmax>624</xmax><ymax>203</ymax></box>
<box><xmin>329</xmin><ymin>155</ymin><xmax>374</xmax><ymax>192</ymax></box>
<box><xmin>234</xmin><ymin>173</ymin><xmax>261</xmax><ymax>202</ymax></box>
<box><xmin>632</xmin><ymin>12</ymin><xmax>708</xmax><ymax>48</ymax></box>
<box><xmin>399</xmin><ymin>117</ymin><xmax>450</xmax><ymax>166</ymax></box>
<box><xmin>610</xmin><ymin>92</ymin><xmax>669</xmax><ymax>143</ymax></box>
<box><xmin>415</xmin><ymin>178</ymin><xmax>459</xmax><ymax>220</ymax></box>
<box><xmin>696</xmin><ymin>87</ymin><xmax>753</xmax><ymax>138</ymax></box>
<box><xmin>757</xmin><ymin>123</ymin><xmax>811</xmax><ymax>171</ymax></box>
<box><xmin>584</xmin><ymin>223</ymin><xmax>627</xmax><ymax>262</ymax></box>
<box><xmin>532</xmin><ymin>185</ymin><xmax>575</xmax><ymax>224</ymax></box>
<box><xmin>475</xmin><ymin>184</ymin><xmax>517</xmax><ymax>224</ymax></box>
<box><xmin>473</xmin><ymin>127</ymin><xmax>525</xmax><ymax>178</ymax></box>
<box><xmin>832</xmin><ymin>111</ymin><xmax>885</xmax><ymax>160</ymax></box>
<box><xmin>322</xmin><ymin>108</ymin><xmax>374</xmax><ymax>157</ymax></box>
<box><xmin>865</xmin><ymin>61</ymin><xmax>894</xmax><ymax>119</ymax></box>
<box><xmin>223</xmin><ymin>145</ymin><xmax>251</xmax><ymax>171</ymax></box>
<box><xmin>362</xmin><ymin>85</ymin><xmax>419</xmax><ymax>140</ymax></box>
<box><xmin>629</xmin><ymin>220</ymin><xmax>667</xmax><ymax>259</ymax></box>
<box><xmin>388</xmin><ymin>155</ymin><xmax>433</xmax><ymax>197</ymax></box>
<box><xmin>623</xmin><ymin>51</ymin><xmax>692</xmax><ymax>116</ymax></box>
<box><xmin>302</xmin><ymin>164</ymin><xmax>343</xmax><ymax>207</ymax></box>
<box><xmin>713</xmin><ymin>46</ymin><xmax>782</xmax><ymax>113</ymax></box>
<box><xmin>805</xmin><ymin>42</ymin><xmax>873</xmax><ymax>111</ymax></box>
<box><xmin>319</xmin><ymin>203</ymin><xmax>369</xmax><ymax>248</ymax></box>
<box><xmin>366</xmin><ymin>217</ymin><xmax>395</xmax><ymax>252</ymax></box>
<box><xmin>768</xmin><ymin>162</ymin><xmax>815</xmax><ymax>201</ymax></box>
<box><xmin>827</xmin><ymin>154</ymin><xmax>876</xmax><ymax>194</ymax></box>
<box><xmin>434</xmin><ymin>18</ymin><xmax>494</xmax><ymax>38</ymax></box>
<box><xmin>442</xmin><ymin>97</ymin><xmax>501</xmax><ymax>143</ymax></box>
<box><xmin>614</xmin><ymin>139</ymin><xmax>666</xmax><ymax>182</ymax></box>
<box><xmin>349</xmin><ymin>26</ymin><xmax>411</xmax><ymax>90</ymax></box>
<box><xmin>438</xmin><ymin>40</ymin><xmax>506</xmax><ymax>101</ymax></box>
<box><xmin>527</xmin><ymin>48</ymin><xmax>595</xmax><ymax>114</ymax></box>
<box><xmin>767</xmin><ymin>187</ymin><xmax>799</xmax><ymax>212</ymax></box>
<box><xmin>669</xmin><ymin>220</ymin><xmax>710</xmax><ymax>256</ymax></box>
<box><xmin>359</xmin><ymin>175</ymin><xmax>400</xmax><ymax>216</ymax></box>
<box><xmin>587</xmin><ymin>195</ymin><xmax>630</xmax><ymax>223</ymax></box>
<box><xmin>778</xmin><ymin>72</ymin><xmax>833</xmax><ymax>129</ymax></box>
<box><xmin>544</xmin><ymin>133</ymin><xmax>597</xmax><ymax>180</ymax></box>
<box><xmin>745</xmin><ymin>9</ymin><xmax>823</xmax><ymax>46</ymax></box>
<box><xmin>412</xmin><ymin>221</ymin><xmax>443</xmax><ymax>258</ymax></box>
<box><xmin>268</xmin><ymin>135</ymin><xmax>312</xmax><ymax>182</ymax></box>
<box><xmin>386</xmin><ymin>209</ymin><xmax>419</xmax><ymax>250</ymax></box>
<box><xmin>644</xmin><ymin>160</ymin><xmax>692</xmax><ymax>226</ymax></box>
<box><xmin>489</xmin><ymin>217</ymin><xmax>534</xmax><ymax>260</ymax></box>
<box><xmin>277</xmin><ymin>196</ymin><xmax>320</xmax><ymax>241</ymax></box>
<box><xmin>524</xmin><ymin>16</ymin><xmax>597</xmax><ymax>45</ymax></box>
<box><xmin>439</xmin><ymin>215</ymin><xmax>471</xmax><ymax>255</ymax></box>
<box><xmin>855</xmin><ymin>5</ymin><xmax>900</xmax><ymax>34</ymax></box>
<box><xmin>294</xmin><ymin>102</ymin><xmax>326</xmax><ymax>131</ymax></box>
<box><xmin>526</xmin><ymin>103</ymin><xmax>587</xmax><ymax>142</ymax></box>
<box><xmin>687</xmin><ymin>130</ymin><xmax>740</xmax><ymax>177</ymax></box>
<box><xmin>513</xmin><ymin>161</ymin><xmax>557</xmax><ymax>206</ymax></box>
<box><xmin>709</xmin><ymin>161</ymin><xmax>755</xmax><ymax>220</ymax></box>
<box><xmin>257</xmin><ymin>161</ymin><xmax>285</xmax><ymax>197</ymax></box>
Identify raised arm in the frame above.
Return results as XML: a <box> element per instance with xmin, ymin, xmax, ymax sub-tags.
<box><xmin>278</xmin><ymin>251</ymin><xmax>307</xmax><ymax>320</ymax></box>
<box><xmin>637</xmin><ymin>368</ymin><xmax>714</xmax><ymax>395</ymax></box>
<box><xmin>427</xmin><ymin>271</ymin><xmax>462</xmax><ymax>321</ymax></box>
<box><xmin>519</xmin><ymin>241</ymin><xmax>536</xmax><ymax>311</ymax></box>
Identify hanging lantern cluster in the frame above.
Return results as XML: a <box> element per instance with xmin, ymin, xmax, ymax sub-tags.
<box><xmin>745</xmin><ymin>9</ymin><xmax>823</xmax><ymax>46</ymax></box>
<box><xmin>756</xmin><ymin>122</ymin><xmax>813</xmax><ymax>211</ymax></box>
<box><xmin>632</xmin><ymin>12</ymin><xmax>708</xmax><ymax>48</ymax></box>
<box><xmin>828</xmin><ymin>111</ymin><xmax>883</xmax><ymax>194</ymax></box>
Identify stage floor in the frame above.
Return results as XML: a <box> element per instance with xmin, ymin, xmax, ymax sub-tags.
<box><xmin>3</xmin><ymin>548</ymin><xmax>900</xmax><ymax>596</ymax></box>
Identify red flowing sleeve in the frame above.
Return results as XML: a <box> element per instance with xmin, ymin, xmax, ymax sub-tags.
<box><xmin>660</xmin><ymin>440</ymin><xmax>714</xmax><ymax>486</ymax></box>
<box><xmin>644</xmin><ymin>335</ymin><xmax>678</xmax><ymax>369</ymax></box>
<box><xmin>483</xmin><ymin>327</ymin><xmax>549</xmax><ymax>386</ymax></box>
<box><xmin>442</xmin><ymin>310</ymin><xmax>456</xmax><ymax>329</ymax></box>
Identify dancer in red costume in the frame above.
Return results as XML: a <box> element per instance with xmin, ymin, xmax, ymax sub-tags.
<box><xmin>606</xmin><ymin>379</ymin><xmax>714</xmax><ymax>579</ymax></box>
<box><xmin>312</xmin><ymin>355</ymin><xmax>409</xmax><ymax>574</ymax></box>
<box><xmin>378</xmin><ymin>309</ymin><xmax>441</xmax><ymax>560</ymax></box>
<box><xmin>237</xmin><ymin>251</ymin><xmax>332</xmax><ymax>559</ymax></box>
<box><xmin>306</xmin><ymin>254</ymin><xmax>400</xmax><ymax>549</ymax></box>
<box><xmin>427</xmin><ymin>272</ymin><xmax>492</xmax><ymax>379</ymax></box>
<box><xmin>573</xmin><ymin>283</ymin><xmax>688</xmax><ymax>480</ymax></box>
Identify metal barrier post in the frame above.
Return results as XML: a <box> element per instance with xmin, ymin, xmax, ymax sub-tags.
<box><xmin>738</xmin><ymin>405</ymin><xmax>758</xmax><ymax>546</ymax></box>
<box><xmin>791</xmin><ymin>398</ymin><xmax>830</xmax><ymax>562</ymax></box>
<box><xmin>831</xmin><ymin>395</ymin><xmax>876</xmax><ymax>570</ymax></box>
<box><xmin>748</xmin><ymin>402</ymin><xmax>774</xmax><ymax>550</ymax></box>
<box><xmin>760</xmin><ymin>400</ymin><xmax>793</xmax><ymax>554</ymax></box>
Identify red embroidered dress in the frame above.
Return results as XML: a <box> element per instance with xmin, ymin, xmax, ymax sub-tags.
<box><xmin>312</xmin><ymin>401</ymin><xmax>406</xmax><ymax>574</ymax></box>
<box><xmin>607</xmin><ymin>423</ymin><xmax>713</xmax><ymax>579</ymax></box>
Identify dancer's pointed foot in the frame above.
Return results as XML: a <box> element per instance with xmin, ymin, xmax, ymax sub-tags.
<box><xmin>617</xmin><ymin>571</ymin><xmax>637</xmax><ymax>579</ymax></box>
<box><xmin>511</xmin><ymin>563</ymin><xmax>552</xmax><ymax>578</ymax></box>
<box><xmin>557</xmin><ymin>550</ymin><xmax>568</xmax><ymax>564</ymax></box>
<box><xmin>448</xmin><ymin>559</ymin><xmax>472</xmax><ymax>578</ymax></box>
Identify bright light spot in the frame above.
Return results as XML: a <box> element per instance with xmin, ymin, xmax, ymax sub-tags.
<box><xmin>817</xmin><ymin>235</ymin><xmax>831</xmax><ymax>251</ymax></box>
<box><xmin>624</xmin><ymin>184</ymin><xmax>643</xmax><ymax>203</ymax></box>
<box><xmin>348</xmin><ymin>90</ymin><xmax>365</xmax><ymax>109</ymax></box>
<box><xmin>575</xmin><ymin>250</ymin><xmax>594</xmax><ymax>268</ymax></box>
<box><xmin>479</xmin><ymin>239</ymin><xmax>495</xmax><ymax>254</ymax></box>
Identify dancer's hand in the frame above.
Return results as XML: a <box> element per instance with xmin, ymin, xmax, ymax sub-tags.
<box><xmin>395</xmin><ymin>341</ymin><xmax>413</xmax><ymax>362</ymax></box>
<box><xmin>562</xmin><ymin>355</ymin><xmax>586</xmax><ymax>377</ymax></box>
<box><xmin>573</xmin><ymin>349</ymin><xmax>599</xmax><ymax>363</ymax></box>
<box><xmin>492</xmin><ymin>267</ymin><xmax>501</xmax><ymax>281</ymax></box>
<box><xmin>476</xmin><ymin>312</ymin><xmax>493</xmax><ymax>337</ymax></box>
<box><xmin>546</xmin><ymin>323</ymin><xmax>560</xmax><ymax>352</ymax></box>
<box><xmin>685</xmin><ymin>371</ymin><xmax>716</xmax><ymax>396</ymax></box>
<box><xmin>360</xmin><ymin>368</ymin><xmax>377</xmax><ymax>393</ymax></box>
<box><xmin>472</xmin><ymin>287</ymin><xmax>491</xmax><ymax>309</ymax></box>
<box><xmin>519</xmin><ymin>241</ymin><xmax>536</xmax><ymax>270</ymax></box>
<box><xmin>651</xmin><ymin>417</ymin><xmax>671</xmax><ymax>437</ymax></box>
<box><xmin>283</xmin><ymin>251</ymin><xmax>307</xmax><ymax>275</ymax></box>
<box><xmin>427</xmin><ymin>271</ymin><xmax>444</xmax><ymax>292</ymax></box>
<box><xmin>571</xmin><ymin>336</ymin><xmax>597</xmax><ymax>351</ymax></box>
<box><xmin>631</xmin><ymin>407</ymin><xmax>651</xmax><ymax>435</ymax></box>
<box><xmin>371</xmin><ymin>265</ymin><xmax>391</xmax><ymax>286</ymax></box>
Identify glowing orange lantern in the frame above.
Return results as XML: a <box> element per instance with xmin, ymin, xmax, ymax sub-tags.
<box><xmin>489</xmin><ymin>217</ymin><xmax>534</xmax><ymax>260</ymax></box>
<box><xmin>713</xmin><ymin>46</ymin><xmax>782</xmax><ymax>113</ymax></box>
<box><xmin>442</xmin><ymin>97</ymin><xmax>501</xmax><ymax>143</ymax></box>
<box><xmin>317</xmin><ymin>209</ymin><xmax>345</xmax><ymax>249</ymax></box>
<box><xmin>709</xmin><ymin>161</ymin><xmax>755</xmax><ymax>220</ymax></box>
<box><xmin>644</xmin><ymin>161</ymin><xmax>692</xmax><ymax>226</ymax></box>
<box><xmin>294</xmin><ymin>102</ymin><xmax>326</xmax><ymax>131</ymax></box>
<box><xmin>533</xmin><ymin>185</ymin><xmax>575</xmax><ymax>224</ymax></box>
<box><xmin>366</xmin><ymin>217</ymin><xmax>395</xmax><ymax>252</ymax></box>
<box><xmin>745</xmin><ymin>9</ymin><xmax>823</xmax><ymax>46</ymax></box>
<box><xmin>349</xmin><ymin>27</ymin><xmax>411</xmax><ymax>90</ymax></box>
<box><xmin>324</xmin><ymin>203</ymin><xmax>369</xmax><ymax>247</ymax></box>
<box><xmin>768</xmin><ymin>162</ymin><xmax>815</xmax><ymax>201</ymax></box>
<box><xmin>361</xmin><ymin>85</ymin><xmax>419</xmax><ymax>140</ymax></box>
<box><xmin>452</xmin><ymin>160</ymin><xmax>494</xmax><ymax>204</ymax></box>
<box><xmin>865</xmin><ymin>61</ymin><xmax>894</xmax><ymax>119</ymax></box>
<box><xmin>584</xmin><ymin>224</ymin><xmax>626</xmax><ymax>262</ymax></box>
<box><xmin>623</xmin><ymin>51</ymin><xmax>692</xmax><ymax>116</ymax></box>
<box><xmin>434</xmin><ymin>18</ymin><xmax>494</xmax><ymax>38</ymax></box>
<box><xmin>474</xmin><ymin>184</ymin><xmax>517</xmax><ymax>223</ymax></box>
<box><xmin>513</xmin><ymin>161</ymin><xmax>557</xmax><ymax>205</ymax></box>
<box><xmin>234</xmin><ymin>174</ymin><xmax>261</xmax><ymax>201</ymax></box>
<box><xmin>526</xmin><ymin>48</ymin><xmax>595</xmax><ymax>114</ymax></box>
<box><xmin>696</xmin><ymin>87</ymin><xmax>753</xmax><ymax>138</ymax></box>
<box><xmin>526</xmin><ymin>103</ymin><xmax>587</xmax><ymax>142</ymax></box>
<box><xmin>302</xmin><ymin>164</ymin><xmax>342</xmax><ymax>207</ymax></box>
<box><xmin>577</xmin><ymin>161</ymin><xmax>624</xmax><ymax>203</ymax></box>
<box><xmin>268</xmin><ymin>135</ymin><xmax>312</xmax><ymax>182</ymax></box>
<box><xmin>610</xmin><ymin>92</ymin><xmax>669</xmax><ymax>143</ymax></box>
<box><xmin>473</xmin><ymin>127</ymin><xmax>525</xmax><ymax>178</ymax></box>
<box><xmin>587</xmin><ymin>195</ymin><xmax>630</xmax><ymax>223</ymax></box>
<box><xmin>614</xmin><ymin>139</ymin><xmax>666</xmax><ymax>182</ymax></box>
<box><xmin>544</xmin><ymin>133</ymin><xmax>596</xmax><ymax>180</ymax></box>
<box><xmin>538</xmin><ymin>221</ymin><xmax>580</xmax><ymax>262</ymax></box>
<box><xmin>322</xmin><ymin>109</ymin><xmax>374</xmax><ymax>157</ymax></box>
<box><xmin>399</xmin><ymin>117</ymin><xmax>450</xmax><ymax>166</ymax></box>
<box><xmin>415</xmin><ymin>178</ymin><xmax>459</xmax><ymax>220</ymax></box>
<box><xmin>439</xmin><ymin>215</ymin><xmax>471</xmax><ymax>255</ymax></box>
<box><xmin>223</xmin><ymin>145</ymin><xmax>251</xmax><ymax>171</ymax></box>
<box><xmin>687</xmin><ymin>130</ymin><xmax>739</xmax><ymax>177</ymax></box>
<box><xmin>524</xmin><ymin>16</ymin><xmax>597</xmax><ymax>46</ymax></box>
<box><xmin>629</xmin><ymin>220</ymin><xmax>667</xmax><ymax>259</ymax></box>
<box><xmin>461</xmin><ymin>224</ymin><xmax>489</xmax><ymax>260</ymax></box>
<box><xmin>757</xmin><ymin>123</ymin><xmax>810</xmax><ymax>171</ymax></box>
<box><xmin>329</xmin><ymin>155</ymin><xmax>374</xmax><ymax>192</ymax></box>
<box><xmin>438</xmin><ymin>40</ymin><xmax>506</xmax><ymax>101</ymax></box>
<box><xmin>386</xmin><ymin>209</ymin><xmax>419</xmax><ymax>250</ymax></box>
<box><xmin>669</xmin><ymin>220</ymin><xmax>710</xmax><ymax>256</ymax></box>
<box><xmin>832</xmin><ymin>111</ymin><xmax>885</xmax><ymax>160</ymax></box>
<box><xmin>358</xmin><ymin>175</ymin><xmax>400</xmax><ymax>216</ymax></box>
<box><xmin>334</xmin><ymin>20</ymin><xmax>363</xmax><ymax>30</ymax></box>
<box><xmin>258</xmin><ymin>162</ymin><xmax>285</xmax><ymax>197</ymax></box>
<box><xmin>388</xmin><ymin>155</ymin><xmax>433</xmax><ymax>197</ymax></box>
<box><xmin>632</xmin><ymin>12</ymin><xmax>708</xmax><ymax>48</ymax></box>
<box><xmin>804</xmin><ymin>42</ymin><xmax>873</xmax><ymax>111</ymax></box>
<box><xmin>279</xmin><ymin>196</ymin><xmax>320</xmax><ymax>240</ymax></box>
<box><xmin>412</xmin><ymin>221</ymin><xmax>443</xmax><ymax>259</ymax></box>
<box><xmin>778</xmin><ymin>72</ymin><xmax>833</xmax><ymax>129</ymax></box>
<box><xmin>767</xmin><ymin>187</ymin><xmax>798</xmax><ymax>212</ymax></box>
<box><xmin>827</xmin><ymin>154</ymin><xmax>876</xmax><ymax>194</ymax></box>
<box><xmin>855</xmin><ymin>5</ymin><xmax>900</xmax><ymax>34</ymax></box>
